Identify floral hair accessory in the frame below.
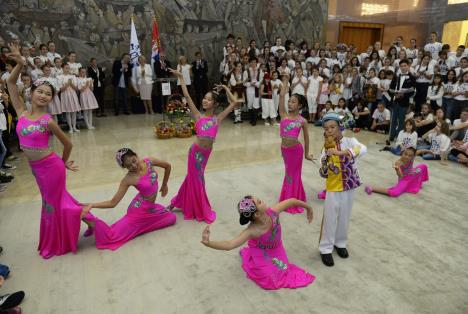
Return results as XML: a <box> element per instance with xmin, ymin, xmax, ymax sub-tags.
<box><xmin>115</xmin><ymin>148</ymin><xmax>129</xmax><ymax>167</ymax></box>
<box><xmin>238</xmin><ymin>197</ymin><xmax>256</xmax><ymax>217</ymax></box>
<box><xmin>33</xmin><ymin>78</ymin><xmax>57</xmax><ymax>91</ymax></box>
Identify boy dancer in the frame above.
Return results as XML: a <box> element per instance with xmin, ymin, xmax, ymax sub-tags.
<box><xmin>319</xmin><ymin>112</ymin><xmax>367</xmax><ymax>267</ymax></box>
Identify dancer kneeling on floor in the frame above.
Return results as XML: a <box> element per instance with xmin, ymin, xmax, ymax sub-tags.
<box><xmin>201</xmin><ymin>196</ymin><xmax>315</xmax><ymax>290</ymax></box>
<box><xmin>365</xmin><ymin>147</ymin><xmax>429</xmax><ymax>197</ymax></box>
<box><xmin>82</xmin><ymin>148</ymin><xmax>176</xmax><ymax>251</ymax></box>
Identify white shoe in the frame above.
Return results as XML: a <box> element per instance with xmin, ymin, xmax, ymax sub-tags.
<box><xmin>264</xmin><ymin>122</ymin><xmax>271</xmax><ymax>126</ymax></box>
<box><xmin>89</xmin><ymin>126</ymin><xmax>95</xmax><ymax>130</ymax></box>
<box><xmin>74</xmin><ymin>128</ymin><xmax>80</xmax><ymax>133</ymax></box>
<box><xmin>69</xmin><ymin>129</ymin><xmax>74</xmax><ymax>134</ymax></box>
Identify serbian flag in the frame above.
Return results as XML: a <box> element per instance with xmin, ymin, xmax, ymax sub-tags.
<box><xmin>151</xmin><ymin>18</ymin><xmax>162</xmax><ymax>65</ymax></box>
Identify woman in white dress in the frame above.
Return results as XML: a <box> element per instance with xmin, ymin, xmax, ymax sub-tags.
<box><xmin>132</xmin><ymin>56</ymin><xmax>154</xmax><ymax>114</ymax></box>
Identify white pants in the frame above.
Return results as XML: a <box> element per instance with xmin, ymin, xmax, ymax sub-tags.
<box><xmin>307</xmin><ymin>93</ymin><xmax>318</xmax><ymax>114</ymax></box>
<box><xmin>319</xmin><ymin>189</ymin><xmax>355</xmax><ymax>254</ymax></box>
<box><xmin>273</xmin><ymin>94</ymin><xmax>279</xmax><ymax>112</ymax></box>
<box><xmin>261</xmin><ymin>98</ymin><xmax>277</xmax><ymax>119</ymax></box>
<box><xmin>246</xmin><ymin>87</ymin><xmax>260</xmax><ymax>109</ymax></box>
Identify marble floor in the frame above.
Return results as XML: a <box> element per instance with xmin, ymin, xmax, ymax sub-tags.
<box><xmin>0</xmin><ymin>114</ymin><xmax>467</xmax><ymax>314</ymax></box>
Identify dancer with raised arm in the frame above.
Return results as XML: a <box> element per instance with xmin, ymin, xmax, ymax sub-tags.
<box><xmin>6</xmin><ymin>44</ymin><xmax>92</xmax><ymax>259</ymax></box>
<box><xmin>168</xmin><ymin>69</ymin><xmax>240</xmax><ymax>223</ymax></box>
<box><xmin>278</xmin><ymin>74</ymin><xmax>314</xmax><ymax>213</ymax></box>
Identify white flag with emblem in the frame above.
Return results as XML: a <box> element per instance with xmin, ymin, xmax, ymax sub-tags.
<box><xmin>129</xmin><ymin>17</ymin><xmax>141</xmax><ymax>66</ymax></box>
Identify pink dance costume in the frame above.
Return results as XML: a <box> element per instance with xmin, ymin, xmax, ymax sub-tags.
<box><xmin>16</xmin><ymin>113</ymin><xmax>88</xmax><ymax>259</ymax></box>
<box><xmin>240</xmin><ymin>209</ymin><xmax>315</xmax><ymax>289</ymax></box>
<box><xmin>279</xmin><ymin>116</ymin><xmax>307</xmax><ymax>213</ymax></box>
<box><xmin>170</xmin><ymin>116</ymin><xmax>218</xmax><ymax>223</ymax></box>
<box><xmin>387</xmin><ymin>161</ymin><xmax>429</xmax><ymax>197</ymax></box>
<box><xmin>90</xmin><ymin>158</ymin><xmax>176</xmax><ymax>250</ymax></box>
<box><xmin>77</xmin><ymin>78</ymin><xmax>99</xmax><ymax>110</ymax></box>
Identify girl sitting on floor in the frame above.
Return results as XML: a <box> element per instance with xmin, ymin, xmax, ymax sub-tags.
<box><xmin>365</xmin><ymin>147</ymin><xmax>428</xmax><ymax>197</ymax></box>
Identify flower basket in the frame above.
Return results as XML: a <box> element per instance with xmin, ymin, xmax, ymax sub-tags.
<box><xmin>154</xmin><ymin>120</ymin><xmax>175</xmax><ymax>139</ymax></box>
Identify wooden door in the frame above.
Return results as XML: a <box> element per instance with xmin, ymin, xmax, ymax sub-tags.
<box><xmin>339</xmin><ymin>22</ymin><xmax>384</xmax><ymax>53</ymax></box>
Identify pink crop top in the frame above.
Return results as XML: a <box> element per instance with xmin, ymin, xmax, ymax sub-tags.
<box><xmin>16</xmin><ymin>113</ymin><xmax>52</xmax><ymax>152</ymax></box>
<box><xmin>280</xmin><ymin>117</ymin><xmax>304</xmax><ymax>139</ymax></box>
<box><xmin>135</xmin><ymin>158</ymin><xmax>159</xmax><ymax>198</ymax></box>
<box><xmin>195</xmin><ymin>116</ymin><xmax>219</xmax><ymax>140</ymax></box>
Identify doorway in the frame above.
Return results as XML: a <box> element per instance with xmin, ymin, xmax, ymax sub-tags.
<box><xmin>339</xmin><ymin>22</ymin><xmax>384</xmax><ymax>53</ymax></box>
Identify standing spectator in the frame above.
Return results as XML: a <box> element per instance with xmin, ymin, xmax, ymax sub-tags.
<box><xmin>424</xmin><ymin>32</ymin><xmax>443</xmax><ymax>61</ymax></box>
<box><xmin>176</xmin><ymin>56</ymin><xmax>192</xmax><ymax>96</ymax></box>
<box><xmin>132</xmin><ymin>55</ymin><xmax>154</xmax><ymax>115</ymax></box>
<box><xmin>46</xmin><ymin>41</ymin><xmax>61</xmax><ymax>64</ymax></box>
<box><xmin>112</xmin><ymin>53</ymin><xmax>132</xmax><ymax>115</ymax></box>
<box><xmin>67</xmin><ymin>51</ymin><xmax>82</xmax><ymax>76</ymax></box>
<box><xmin>153</xmin><ymin>53</ymin><xmax>172</xmax><ymax>113</ymax></box>
<box><xmin>389</xmin><ymin>59</ymin><xmax>416</xmax><ymax>142</ymax></box>
<box><xmin>87</xmin><ymin>58</ymin><xmax>106</xmax><ymax>117</ymax></box>
<box><xmin>191</xmin><ymin>52</ymin><xmax>208</xmax><ymax>109</ymax></box>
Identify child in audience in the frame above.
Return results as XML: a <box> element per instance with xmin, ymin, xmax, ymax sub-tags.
<box><xmin>77</xmin><ymin>68</ymin><xmax>99</xmax><ymax>130</ymax></box>
<box><xmin>352</xmin><ymin>100</ymin><xmax>371</xmax><ymax>131</ymax></box>
<box><xmin>306</xmin><ymin>67</ymin><xmax>323</xmax><ymax>123</ymax></box>
<box><xmin>382</xmin><ymin>119</ymin><xmax>418</xmax><ymax>155</ymax></box>
<box><xmin>417</xmin><ymin>121</ymin><xmax>451</xmax><ymax>160</ymax></box>
<box><xmin>365</xmin><ymin>147</ymin><xmax>428</xmax><ymax>197</ymax></box>
<box><xmin>415</xmin><ymin>103</ymin><xmax>435</xmax><ymax>137</ymax></box>
<box><xmin>370</xmin><ymin>102</ymin><xmax>391</xmax><ymax>133</ymax></box>
<box><xmin>426</xmin><ymin>74</ymin><xmax>444</xmax><ymax>111</ymax></box>
<box><xmin>315</xmin><ymin>100</ymin><xmax>333</xmax><ymax>126</ymax></box>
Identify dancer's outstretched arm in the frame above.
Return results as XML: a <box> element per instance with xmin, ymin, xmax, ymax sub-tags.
<box><xmin>90</xmin><ymin>179</ymin><xmax>130</xmax><ymax>209</ymax></box>
<box><xmin>272</xmin><ymin>198</ymin><xmax>313</xmax><ymax>223</ymax></box>
<box><xmin>201</xmin><ymin>226</ymin><xmax>251</xmax><ymax>251</ymax></box>
<box><xmin>278</xmin><ymin>74</ymin><xmax>289</xmax><ymax>120</ymax></box>
<box><xmin>5</xmin><ymin>43</ymin><xmax>26</xmax><ymax>116</ymax></box>
<box><xmin>170</xmin><ymin>69</ymin><xmax>201</xmax><ymax>120</ymax></box>
<box><xmin>148</xmin><ymin>157</ymin><xmax>171</xmax><ymax>197</ymax></box>
<box><xmin>216</xmin><ymin>84</ymin><xmax>240</xmax><ymax>122</ymax></box>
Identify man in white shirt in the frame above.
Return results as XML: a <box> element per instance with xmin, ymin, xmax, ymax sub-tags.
<box><xmin>371</xmin><ymin>102</ymin><xmax>391</xmax><ymax>133</ymax></box>
<box><xmin>47</xmin><ymin>41</ymin><xmax>61</xmax><ymax>64</ymax></box>
<box><xmin>424</xmin><ymin>32</ymin><xmax>443</xmax><ymax>60</ymax></box>
<box><xmin>271</xmin><ymin>37</ymin><xmax>285</xmax><ymax>56</ymax></box>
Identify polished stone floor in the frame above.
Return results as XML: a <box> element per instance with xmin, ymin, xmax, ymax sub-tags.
<box><xmin>0</xmin><ymin>114</ymin><xmax>466</xmax><ymax>314</ymax></box>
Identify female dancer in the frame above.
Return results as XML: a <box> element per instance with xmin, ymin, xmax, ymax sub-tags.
<box><xmin>365</xmin><ymin>147</ymin><xmax>429</xmax><ymax>197</ymax></box>
<box><xmin>77</xmin><ymin>68</ymin><xmax>98</xmax><ymax>130</ymax></box>
<box><xmin>278</xmin><ymin>74</ymin><xmax>313</xmax><ymax>213</ymax></box>
<box><xmin>201</xmin><ymin>196</ymin><xmax>315</xmax><ymax>290</ymax></box>
<box><xmin>6</xmin><ymin>43</ymin><xmax>92</xmax><ymax>259</ymax></box>
<box><xmin>168</xmin><ymin>69</ymin><xmax>239</xmax><ymax>223</ymax></box>
<box><xmin>82</xmin><ymin>148</ymin><xmax>176</xmax><ymax>250</ymax></box>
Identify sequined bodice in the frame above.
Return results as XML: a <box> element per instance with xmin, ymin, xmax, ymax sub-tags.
<box><xmin>135</xmin><ymin>158</ymin><xmax>158</xmax><ymax>198</ymax></box>
<box><xmin>248</xmin><ymin>209</ymin><xmax>282</xmax><ymax>250</ymax></box>
<box><xmin>195</xmin><ymin>116</ymin><xmax>219</xmax><ymax>140</ymax></box>
<box><xmin>280</xmin><ymin>117</ymin><xmax>303</xmax><ymax>139</ymax></box>
<box><xmin>16</xmin><ymin>113</ymin><xmax>52</xmax><ymax>151</ymax></box>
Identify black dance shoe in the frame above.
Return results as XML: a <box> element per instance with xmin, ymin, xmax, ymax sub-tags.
<box><xmin>320</xmin><ymin>253</ymin><xmax>334</xmax><ymax>267</ymax></box>
<box><xmin>334</xmin><ymin>246</ymin><xmax>349</xmax><ymax>258</ymax></box>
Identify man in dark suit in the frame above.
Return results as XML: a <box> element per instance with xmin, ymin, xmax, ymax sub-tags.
<box><xmin>191</xmin><ymin>51</ymin><xmax>208</xmax><ymax>109</ymax></box>
<box><xmin>88</xmin><ymin>57</ymin><xmax>106</xmax><ymax>117</ymax></box>
<box><xmin>388</xmin><ymin>59</ymin><xmax>416</xmax><ymax>142</ymax></box>
<box><xmin>112</xmin><ymin>53</ymin><xmax>133</xmax><ymax>115</ymax></box>
<box><xmin>153</xmin><ymin>53</ymin><xmax>172</xmax><ymax>113</ymax></box>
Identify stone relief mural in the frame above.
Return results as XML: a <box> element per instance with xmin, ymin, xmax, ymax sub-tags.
<box><xmin>0</xmin><ymin>0</ymin><xmax>327</xmax><ymax>79</ymax></box>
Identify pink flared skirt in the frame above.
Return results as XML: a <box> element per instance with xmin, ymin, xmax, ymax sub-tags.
<box><xmin>29</xmin><ymin>153</ymin><xmax>85</xmax><ymax>259</ymax></box>
<box><xmin>279</xmin><ymin>143</ymin><xmax>306</xmax><ymax>213</ymax></box>
<box><xmin>91</xmin><ymin>196</ymin><xmax>176</xmax><ymax>251</ymax></box>
<box><xmin>171</xmin><ymin>143</ymin><xmax>216</xmax><ymax>224</ymax></box>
